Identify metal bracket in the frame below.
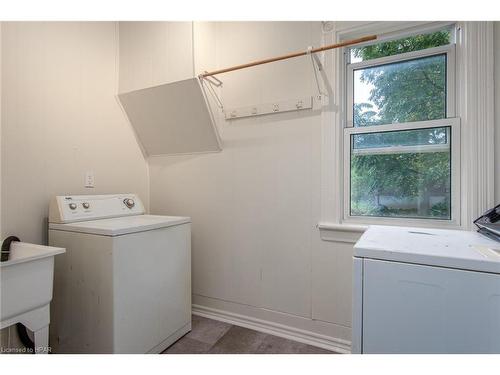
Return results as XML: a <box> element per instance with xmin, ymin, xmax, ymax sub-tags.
<box><xmin>306</xmin><ymin>45</ymin><xmax>323</xmax><ymax>71</ymax></box>
<box><xmin>308</xmin><ymin>49</ymin><xmax>326</xmax><ymax>98</ymax></box>
<box><xmin>311</xmin><ymin>53</ymin><xmax>323</xmax><ymax>71</ymax></box>
<box><xmin>201</xmin><ymin>72</ymin><xmax>223</xmax><ymax>87</ymax></box>
<box><xmin>199</xmin><ymin>75</ymin><xmax>224</xmax><ymax>111</ymax></box>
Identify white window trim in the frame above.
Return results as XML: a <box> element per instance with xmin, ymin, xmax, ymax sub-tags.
<box><xmin>343</xmin><ymin>118</ymin><xmax>461</xmax><ymax>227</ymax></box>
<box><xmin>318</xmin><ymin>21</ymin><xmax>494</xmax><ymax>236</ymax></box>
<box><xmin>456</xmin><ymin>22</ymin><xmax>495</xmax><ymax>228</ymax></box>
<box><xmin>343</xmin><ymin>26</ymin><xmax>459</xmax><ymax>227</ymax></box>
<box><xmin>349</xmin><ymin>121</ymin><xmax>452</xmax><ymax>157</ymax></box>
<box><xmin>352</xmin><ymin>143</ymin><xmax>450</xmax><ymax>156</ymax></box>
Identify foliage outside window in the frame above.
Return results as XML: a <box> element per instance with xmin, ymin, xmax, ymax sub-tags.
<box><xmin>350</xmin><ymin>29</ymin><xmax>451</xmax><ymax>63</ymax></box>
<box><xmin>345</xmin><ymin>28</ymin><xmax>456</xmax><ymax>220</ymax></box>
<box><xmin>353</xmin><ymin>54</ymin><xmax>447</xmax><ymax>127</ymax></box>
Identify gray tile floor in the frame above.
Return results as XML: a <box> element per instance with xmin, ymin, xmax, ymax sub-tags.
<box><xmin>163</xmin><ymin>315</ymin><xmax>336</xmax><ymax>354</ymax></box>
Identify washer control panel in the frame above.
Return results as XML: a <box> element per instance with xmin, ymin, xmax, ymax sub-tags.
<box><xmin>49</xmin><ymin>194</ymin><xmax>145</xmax><ymax>223</ymax></box>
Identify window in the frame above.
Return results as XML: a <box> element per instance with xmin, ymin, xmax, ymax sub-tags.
<box><xmin>343</xmin><ymin>27</ymin><xmax>460</xmax><ymax>224</ymax></box>
<box><xmin>353</xmin><ymin>54</ymin><xmax>447</xmax><ymax>126</ymax></box>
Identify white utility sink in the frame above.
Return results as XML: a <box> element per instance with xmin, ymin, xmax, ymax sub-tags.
<box><xmin>0</xmin><ymin>241</ymin><xmax>65</xmax><ymax>353</ymax></box>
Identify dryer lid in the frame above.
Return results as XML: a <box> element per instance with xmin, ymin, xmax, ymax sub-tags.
<box><xmin>354</xmin><ymin>225</ymin><xmax>500</xmax><ymax>274</ymax></box>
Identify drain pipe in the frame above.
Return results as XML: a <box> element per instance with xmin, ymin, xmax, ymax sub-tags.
<box><xmin>1</xmin><ymin>235</ymin><xmax>19</xmax><ymax>262</ymax></box>
<box><xmin>16</xmin><ymin>323</ymin><xmax>35</xmax><ymax>352</ymax></box>
<box><xmin>1</xmin><ymin>236</ymin><xmax>36</xmax><ymax>352</ymax></box>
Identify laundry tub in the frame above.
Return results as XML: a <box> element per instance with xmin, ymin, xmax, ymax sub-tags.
<box><xmin>0</xmin><ymin>241</ymin><xmax>65</xmax><ymax>353</ymax></box>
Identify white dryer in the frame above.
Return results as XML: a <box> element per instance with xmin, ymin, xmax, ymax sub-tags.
<box><xmin>352</xmin><ymin>225</ymin><xmax>500</xmax><ymax>354</ymax></box>
<box><xmin>48</xmin><ymin>194</ymin><xmax>191</xmax><ymax>353</ymax></box>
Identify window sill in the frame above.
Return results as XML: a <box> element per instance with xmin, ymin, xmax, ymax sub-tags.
<box><xmin>342</xmin><ymin>216</ymin><xmax>462</xmax><ymax>230</ymax></box>
<box><xmin>317</xmin><ymin>220</ymin><xmax>463</xmax><ymax>244</ymax></box>
<box><xmin>317</xmin><ymin>222</ymin><xmax>368</xmax><ymax>243</ymax></box>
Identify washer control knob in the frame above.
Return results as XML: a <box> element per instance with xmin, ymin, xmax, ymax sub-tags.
<box><xmin>82</xmin><ymin>202</ymin><xmax>90</xmax><ymax>209</ymax></box>
<box><xmin>69</xmin><ymin>203</ymin><xmax>77</xmax><ymax>210</ymax></box>
<box><xmin>124</xmin><ymin>198</ymin><xmax>135</xmax><ymax>209</ymax></box>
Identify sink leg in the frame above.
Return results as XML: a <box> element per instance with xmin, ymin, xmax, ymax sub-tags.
<box><xmin>34</xmin><ymin>326</ymin><xmax>49</xmax><ymax>354</ymax></box>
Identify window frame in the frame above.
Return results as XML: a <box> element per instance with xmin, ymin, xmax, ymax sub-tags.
<box><xmin>346</xmin><ymin>44</ymin><xmax>456</xmax><ymax>127</ymax></box>
<box><xmin>343</xmin><ymin>117</ymin><xmax>460</xmax><ymax>226</ymax></box>
<box><xmin>342</xmin><ymin>31</ymin><xmax>460</xmax><ymax>227</ymax></box>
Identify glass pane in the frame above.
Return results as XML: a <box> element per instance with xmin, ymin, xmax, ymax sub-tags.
<box><xmin>353</xmin><ymin>54</ymin><xmax>446</xmax><ymax>127</ymax></box>
<box><xmin>350</xmin><ymin>127</ymin><xmax>451</xmax><ymax>220</ymax></box>
<box><xmin>353</xmin><ymin>127</ymin><xmax>447</xmax><ymax>150</ymax></box>
<box><xmin>350</xmin><ymin>29</ymin><xmax>451</xmax><ymax>63</ymax></box>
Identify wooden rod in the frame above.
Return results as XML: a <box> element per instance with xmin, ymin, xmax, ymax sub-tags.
<box><xmin>200</xmin><ymin>35</ymin><xmax>377</xmax><ymax>78</ymax></box>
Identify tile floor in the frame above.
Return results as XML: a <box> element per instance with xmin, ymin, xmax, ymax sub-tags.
<box><xmin>163</xmin><ymin>315</ymin><xmax>336</xmax><ymax>354</ymax></box>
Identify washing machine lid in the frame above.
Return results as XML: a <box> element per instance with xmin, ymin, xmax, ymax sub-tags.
<box><xmin>48</xmin><ymin>214</ymin><xmax>190</xmax><ymax>236</ymax></box>
<box><xmin>354</xmin><ymin>225</ymin><xmax>500</xmax><ymax>274</ymax></box>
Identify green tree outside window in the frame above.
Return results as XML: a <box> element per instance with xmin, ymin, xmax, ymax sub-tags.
<box><xmin>349</xmin><ymin>30</ymin><xmax>452</xmax><ymax>219</ymax></box>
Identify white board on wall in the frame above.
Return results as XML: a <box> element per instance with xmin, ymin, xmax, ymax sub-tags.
<box><xmin>118</xmin><ymin>78</ymin><xmax>222</xmax><ymax>156</ymax></box>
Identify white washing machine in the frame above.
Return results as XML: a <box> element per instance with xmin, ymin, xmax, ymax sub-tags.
<box><xmin>352</xmin><ymin>225</ymin><xmax>500</xmax><ymax>354</ymax></box>
<box><xmin>48</xmin><ymin>194</ymin><xmax>191</xmax><ymax>353</ymax></box>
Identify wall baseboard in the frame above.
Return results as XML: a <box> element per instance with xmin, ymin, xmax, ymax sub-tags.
<box><xmin>192</xmin><ymin>304</ymin><xmax>352</xmax><ymax>354</ymax></box>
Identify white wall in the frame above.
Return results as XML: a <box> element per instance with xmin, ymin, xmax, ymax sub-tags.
<box><xmin>495</xmin><ymin>22</ymin><xmax>500</xmax><ymax>203</ymax></box>
<box><xmin>118</xmin><ymin>22</ymin><xmax>194</xmax><ymax>93</ymax></box>
<box><xmin>119</xmin><ymin>21</ymin><xmax>353</xmax><ymax>348</ymax></box>
<box><xmin>0</xmin><ymin>21</ymin><xmax>7</xmax><ymax>351</ymax></box>
<box><xmin>1</xmin><ymin>22</ymin><xmax>149</xmax><ymax>246</ymax></box>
